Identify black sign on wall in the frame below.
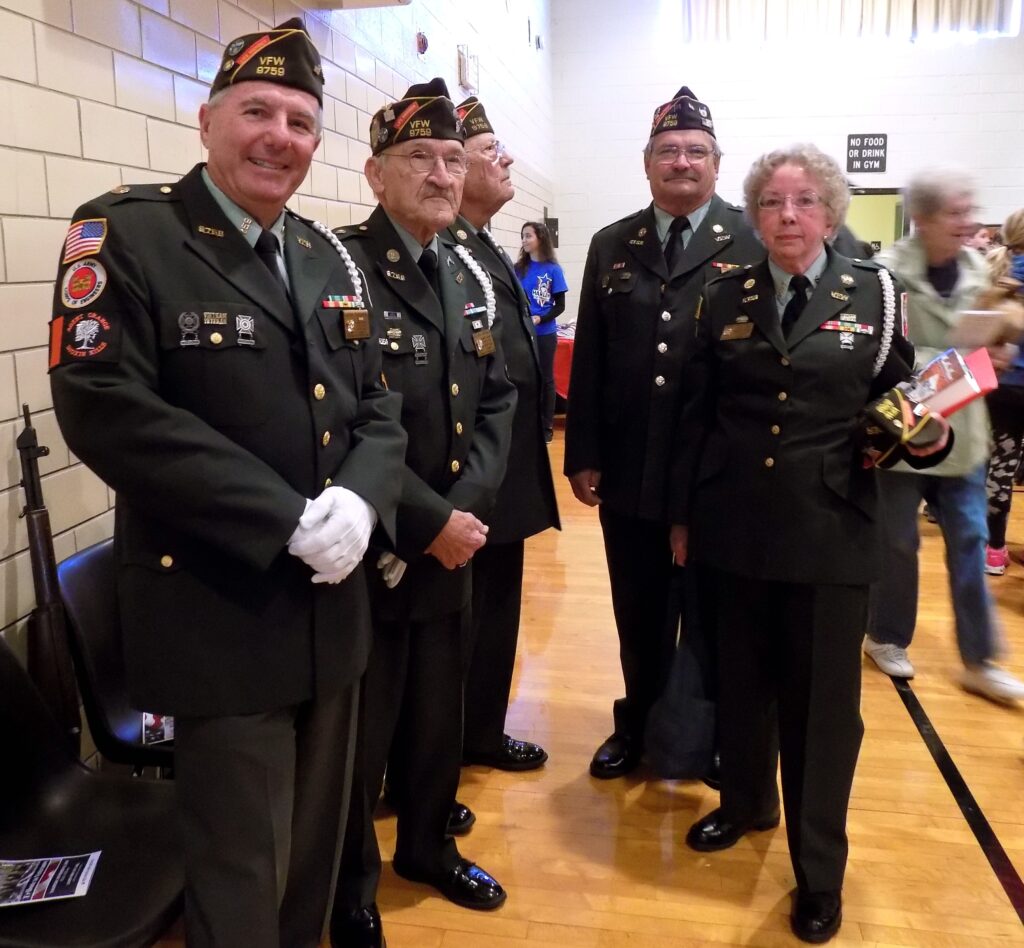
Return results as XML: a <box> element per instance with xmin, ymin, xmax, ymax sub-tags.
<box><xmin>847</xmin><ymin>134</ymin><xmax>887</xmax><ymax>173</ymax></box>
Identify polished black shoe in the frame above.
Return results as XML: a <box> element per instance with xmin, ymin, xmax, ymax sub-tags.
<box><xmin>684</xmin><ymin>807</ymin><xmax>780</xmax><ymax>852</ymax></box>
<box><xmin>464</xmin><ymin>734</ymin><xmax>548</xmax><ymax>771</ymax></box>
<box><xmin>702</xmin><ymin>751</ymin><xmax>721</xmax><ymax>791</ymax></box>
<box><xmin>791</xmin><ymin>889</ymin><xmax>842</xmax><ymax>943</ymax></box>
<box><xmin>447</xmin><ymin>800</ymin><xmax>476</xmax><ymax>835</ymax></box>
<box><xmin>393</xmin><ymin>857</ymin><xmax>507</xmax><ymax>910</ymax></box>
<box><xmin>330</xmin><ymin>903</ymin><xmax>386</xmax><ymax>948</ymax></box>
<box><xmin>589</xmin><ymin>732</ymin><xmax>642</xmax><ymax>779</ymax></box>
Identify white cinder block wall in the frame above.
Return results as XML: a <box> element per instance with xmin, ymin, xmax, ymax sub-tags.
<box><xmin>0</xmin><ymin>0</ymin><xmax>554</xmax><ymax>661</ymax></box>
<box><xmin>551</xmin><ymin>0</ymin><xmax>1024</xmax><ymax>316</ymax></box>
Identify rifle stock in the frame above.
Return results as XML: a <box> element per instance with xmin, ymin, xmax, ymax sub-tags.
<box><xmin>18</xmin><ymin>404</ymin><xmax>82</xmax><ymax>754</ymax></box>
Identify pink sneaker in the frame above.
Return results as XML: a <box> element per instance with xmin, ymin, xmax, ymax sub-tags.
<box><xmin>985</xmin><ymin>545</ymin><xmax>1009</xmax><ymax>576</ymax></box>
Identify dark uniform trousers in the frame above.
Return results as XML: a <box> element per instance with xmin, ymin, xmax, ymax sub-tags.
<box><xmin>450</xmin><ymin>222</ymin><xmax>560</xmax><ymax>756</ymax></box>
<box><xmin>332</xmin><ymin>209</ymin><xmax>516</xmax><ymax>913</ymax></box>
<box><xmin>672</xmin><ymin>249</ymin><xmax>947</xmax><ymax>896</ymax></box>
<box><xmin>48</xmin><ymin>165</ymin><xmax>406</xmax><ymax>948</ymax></box>
<box><xmin>565</xmin><ymin>197</ymin><xmax>763</xmax><ymax>745</ymax></box>
<box><xmin>175</xmin><ymin>685</ymin><xmax>358</xmax><ymax>946</ymax></box>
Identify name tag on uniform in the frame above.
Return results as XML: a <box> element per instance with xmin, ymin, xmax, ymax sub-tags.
<box><xmin>720</xmin><ymin>322</ymin><xmax>754</xmax><ymax>340</ymax></box>
<box><xmin>472</xmin><ymin>328</ymin><xmax>496</xmax><ymax>356</ymax></box>
<box><xmin>343</xmin><ymin>310</ymin><xmax>370</xmax><ymax>340</ymax></box>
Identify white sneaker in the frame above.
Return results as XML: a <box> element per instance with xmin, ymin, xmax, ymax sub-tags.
<box><xmin>863</xmin><ymin>636</ymin><xmax>915</xmax><ymax>678</ymax></box>
<box><xmin>959</xmin><ymin>663</ymin><xmax>1024</xmax><ymax>703</ymax></box>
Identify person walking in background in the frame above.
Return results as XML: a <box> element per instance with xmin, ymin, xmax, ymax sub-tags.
<box><xmin>865</xmin><ymin>170</ymin><xmax>1024</xmax><ymax>703</ymax></box>
<box><xmin>983</xmin><ymin>210</ymin><xmax>1024</xmax><ymax>574</ymax></box>
<box><xmin>516</xmin><ymin>221</ymin><xmax>567</xmax><ymax>442</ymax></box>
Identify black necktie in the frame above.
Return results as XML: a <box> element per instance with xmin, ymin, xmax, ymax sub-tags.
<box><xmin>781</xmin><ymin>274</ymin><xmax>811</xmax><ymax>338</ymax></box>
<box><xmin>255</xmin><ymin>229</ymin><xmax>289</xmax><ymax>298</ymax></box>
<box><xmin>418</xmin><ymin>248</ymin><xmax>441</xmax><ymax>299</ymax></box>
<box><xmin>664</xmin><ymin>216</ymin><xmax>689</xmax><ymax>272</ymax></box>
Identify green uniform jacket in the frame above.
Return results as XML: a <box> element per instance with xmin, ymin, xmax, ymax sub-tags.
<box><xmin>337</xmin><ymin>207</ymin><xmax>517</xmax><ymax>622</ymax></box>
<box><xmin>448</xmin><ymin>219</ymin><xmax>559</xmax><ymax>544</ymax></box>
<box><xmin>564</xmin><ymin>195</ymin><xmax>763</xmax><ymax>520</ymax></box>
<box><xmin>49</xmin><ymin>163</ymin><xmax>407</xmax><ymax>716</ymax></box>
<box><xmin>672</xmin><ymin>249</ymin><xmax>935</xmax><ymax>586</ymax></box>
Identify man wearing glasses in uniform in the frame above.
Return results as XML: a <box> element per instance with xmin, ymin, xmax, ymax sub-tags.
<box><xmin>564</xmin><ymin>86</ymin><xmax>761</xmax><ymax>781</ymax></box>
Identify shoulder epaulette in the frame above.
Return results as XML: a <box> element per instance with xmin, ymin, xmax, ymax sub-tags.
<box><xmin>593</xmin><ymin>207</ymin><xmax>646</xmax><ymax>238</ymax></box>
<box><xmin>97</xmin><ymin>182</ymin><xmax>179</xmax><ymax>205</ymax></box>
<box><xmin>851</xmin><ymin>257</ymin><xmax>882</xmax><ymax>270</ymax></box>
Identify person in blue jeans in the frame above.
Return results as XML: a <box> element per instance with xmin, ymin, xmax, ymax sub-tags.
<box><xmin>866</xmin><ymin>171</ymin><xmax>1024</xmax><ymax>703</ymax></box>
<box><xmin>983</xmin><ymin>211</ymin><xmax>1024</xmax><ymax>575</ymax></box>
<box><xmin>516</xmin><ymin>221</ymin><xmax>568</xmax><ymax>442</ymax></box>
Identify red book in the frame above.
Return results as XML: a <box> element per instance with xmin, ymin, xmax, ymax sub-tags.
<box><xmin>901</xmin><ymin>347</ymin><xmax>996</xmax><ymax>417</ymax></box>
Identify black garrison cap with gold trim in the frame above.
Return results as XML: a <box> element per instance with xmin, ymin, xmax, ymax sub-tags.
<box><xmin>369</xmin><ymin>78</ymin><xmax>466</xmax><ymax>155</ymax></box>
<box><xmin>210</xmin><ymin>17</ymin><xmax>324</xmax><ymax>105</ymax></box>
<box><xmin>650</xmin><ymin>86</ymin><xmax>715</xmax><ymax>139</ymax></box>
<box><xmin>455</xmin><ymin>96</ymin><xmax>494</xmax><ymax>138</ymax></box>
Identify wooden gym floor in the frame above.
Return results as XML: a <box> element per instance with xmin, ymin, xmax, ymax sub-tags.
<box><xmin>164</xmin><ymin>428</ymin><xmax>1024</xmax><ymax>947</ymax></box>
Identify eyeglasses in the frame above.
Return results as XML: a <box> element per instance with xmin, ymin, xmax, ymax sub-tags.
<box><xmin>757</xmin><ymin>192</ymin><xmax>825</xmax><ymax>213</ymax></box>
<box><xmin>474</xmin><ymin>140</ymin><xmax>508</xmax><ymax>162</ymax></box>
<box><xmin>388</xmin><ymin>151</ymin><xmax>469</xmax><ymax>176</ymax></box>
<box><xmin>652</xmin><ymin>144</ymin><xmax>714</xmax><ymax>165</ymax></box>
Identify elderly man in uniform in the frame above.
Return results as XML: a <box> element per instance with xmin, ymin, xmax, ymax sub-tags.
<box><xmin>48</xmin><ymin>19</ymin><xmax>406</xmax><ymax>948</ymax></box>
<box><xmin>449</xmin><ymin>96</ymin><xmax>560</xmax><ymax>784</ymax></box>
<box><xmin>329</xmin><ymin>79</ymin><xmax>516</xmax><ymax>948</ymax></box>
<box><xmin>564</xmin><ymin>86</ymin><xmax>762</xmax><ymax>779</ymax></box>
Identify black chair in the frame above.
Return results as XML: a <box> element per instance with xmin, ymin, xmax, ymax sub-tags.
<box><xmin>57</xmin><ymin>538</ymin><xmax>173</xmax><ymax>773</ymax></box>
<box><xmin>0</xmin><ymin>635</ymin><xmax>183</xmax><ymax>947</ymax></box>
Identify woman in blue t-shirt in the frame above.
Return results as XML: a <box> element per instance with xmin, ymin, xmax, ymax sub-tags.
<box><xmin>515</xmin><ymin>221</ymin><xmax>568</xmax><ymax>442</ymax></box>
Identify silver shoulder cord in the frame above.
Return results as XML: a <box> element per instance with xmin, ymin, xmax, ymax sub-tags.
<box><xmin>873</xmin><ymin>267</ymin><xmax>895</xmax><ymax>378</ymax></box>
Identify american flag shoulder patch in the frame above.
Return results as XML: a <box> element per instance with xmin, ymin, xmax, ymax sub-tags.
<box><xmin>62</xmin><ymin>218</ymin><xmax>108</xmax><ymax>264</ymax></box>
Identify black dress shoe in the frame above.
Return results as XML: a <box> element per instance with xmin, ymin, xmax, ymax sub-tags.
<box><xmin>684</xmin><ymin>807</ymin><xmax>780</xmax><ymax>852</ymax></box>
<box><xmin>393</xmin><ymin>857</ymin><xmax>507</xmax><ymax>910</ymax></box>
<box><xmin>589</xmin><ymin>732</ymin><xmax>642</xmax><ymax>779</ymax></box>
<box><xmin>702</xmin><ymin>751</ymin><xmax>721</xmax><ymax>791</ymax></box>
<box><xmin>464</xmin><ymin>734</ymin><xmax>548</xmax><ymax>771</ymax></box>
<box><xmin>330</xmin><ymin>903</ymin><xmax>386</xmax><ymax>948</ymax></box>
<box><xmin>791</xmin><ymin>890</ymin><xmax>842</xmax><ymax>943</ymax></box>
<box><xmin>447</xmin><ymin>800</ymin><xmax>476</xmax><ymax>835</ymax></box>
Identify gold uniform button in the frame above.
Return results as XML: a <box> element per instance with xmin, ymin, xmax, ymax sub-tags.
<box><xmin>313</xmin><ymin>383</ymin><xmax>326</xmax><ymax>400</ymax></box>
<box><xmin>451</xmin><ymin>383</ymin><xmax>460</xmax><ymax>396</ymax></box>
<box><xmin>765</xmin><ymin>457</ymin><xmax>775</xmax><ymax>468</ymax></box>
<box><xmin>159</xmin><ymin>185</ymin><xmax>172</xmax><ymax>194</ymax></box>
<box><xmin>451</xmin><ymin>460</ymin><xmax>461</xmax><ymax>473</ymax></box>
<box><xmin>390</xmin><ymin>341</ymin><xmax>399</xmax><ymax>351</ymax></box>
<box><xmin>661</xmin><ymin>311</ymin><xmax>672</xmax><ymax>322</ymax></box>
<box><xmin>771</xmin><ymin>425</ymin><xmax>781</xmax><ymax>435</ymax></box>
<box><xmin>322</xmin><ymin>431</ymin><xmax>331</xmax><ymax>446</ymax></box>
<box><xmin>778</xmin><ymin>391</ymin><xmax>788</xmax><ymax>401</ymax></box>
<box><xmin>210</xmin><ymin>332</ymin><xmax>223</xmax><ymax>345</ymax></box>
<box><xmin>780</xmin><ymin>357</ymin><xmax>790</xmax><ymax>366</ymax></box>
<box><xmin>324</xmin><ymin>477</ymin><xmax>332</xmax><ymax>488</ymax></box>
<box><xmin>655</xmin><ymin>375</ymin><xmax>666</xmax><ymax>386</ymax></box>
<box><xmin>455</xmin><ymin>422</ymin><xmax>464</xmax><ymax>435</ymax></box>
<box><xmin>160</xmin><ymin>555</ymin><xmax>174</xmax><ymax>568</ymax></box>
<box><xmin>657</xmin><ymin>342</ymin><xmax>668</xmax><ymax>354</ymax></box>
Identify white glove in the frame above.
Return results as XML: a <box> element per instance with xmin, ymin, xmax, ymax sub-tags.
<box><xmin>377</xmin><ymin>552</ymin><xmax>407</xmax><ymax>589</ymax></box>
<box><xmin>288</xmin><ymin>486</ymin><xmax>377</xmax><ymax>582</ymax></box>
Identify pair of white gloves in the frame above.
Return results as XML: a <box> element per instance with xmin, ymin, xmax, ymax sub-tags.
<box><xmin>287</xmin><ymin>485</ymin><xmax>405</xmax><ymax>587</ymax></box>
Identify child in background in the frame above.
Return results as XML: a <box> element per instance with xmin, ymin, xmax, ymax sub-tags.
<box><xmin>516</xmin><ymin>222</ymin><xmax>568</xmax><ymax>443</ymax></box>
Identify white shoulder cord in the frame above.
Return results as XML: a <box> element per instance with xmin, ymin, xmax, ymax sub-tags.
<box><xmin>873</xmin><ymin>267</ymin><xmax>895</xmax><ymax>378</ymax></box>
<box><xmin>452</xmin><ymin>244</ymin><xmax>497</xmax><ymax>328</ymax></box>
<box><xmin>309</xmin><ymin>219</ymin><xmax>365</xmax><ymax>306</ymax></box>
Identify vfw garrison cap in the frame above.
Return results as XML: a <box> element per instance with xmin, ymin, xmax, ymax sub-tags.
<box><xmin>650</xmin><ymin>86</ymin><xmax>715</xmax><ymax>139</ymax></box>
<box><xmin>455</xmin><ymin>96</ymin><xmax>495</xmax><ymax>138</ymax></box>
<box><xmin>369</xmin><ymin>78</ymin><xmax>466</xmax><ymax>155</ymax></box>
<box><xmin>210</xmin><ymin>17</ymin><xmax>324</xmax><ymax>105</ymax></box>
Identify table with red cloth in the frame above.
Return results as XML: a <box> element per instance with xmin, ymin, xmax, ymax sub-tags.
<box><xmin>554</xmin><ymin>335</ymin><xmax>573</xmax><ymax>401</ymax></box>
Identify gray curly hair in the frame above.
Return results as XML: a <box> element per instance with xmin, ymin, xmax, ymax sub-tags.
<box><xmin>743</xmin><ymin>143</ymin><xmax>849</xmax><ymax>229</ymax></box>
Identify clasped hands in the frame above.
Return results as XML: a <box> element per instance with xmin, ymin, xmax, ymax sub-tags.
<box><xmin>287</xmin><ymin>485</ymin><xmax>377</xmax><ymax>584</ymax></box>
<box><xmin>372</xmin><ymin>509</ymin><xmax>489</xmax><ymax>589</ymax></box>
